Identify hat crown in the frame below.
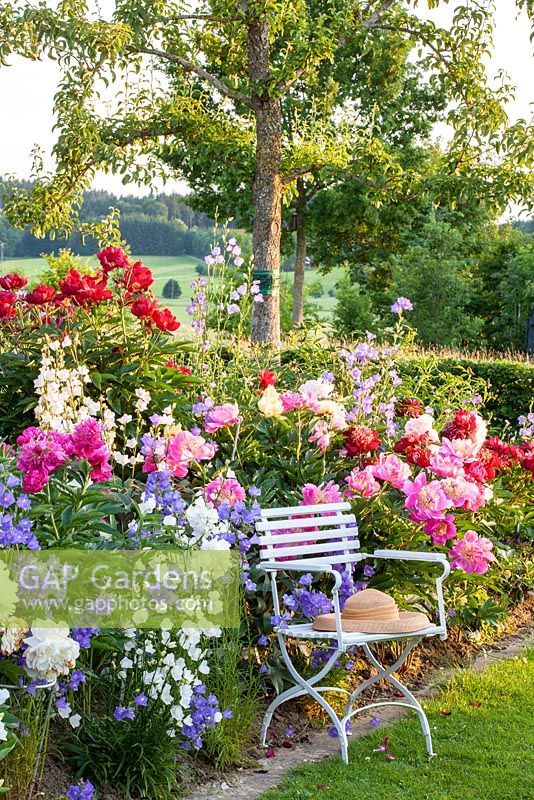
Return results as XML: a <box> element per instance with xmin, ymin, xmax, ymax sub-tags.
<box><xmin>342</xmin><ymin>589</ymin><xmax>399</xmax><ymax>622</ymax></box>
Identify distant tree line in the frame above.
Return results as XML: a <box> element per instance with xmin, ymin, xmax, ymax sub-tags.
<box><xmin>0</xmin><ymin>189</ymin><xmax>214</xmax><ymax>258</ymax></box>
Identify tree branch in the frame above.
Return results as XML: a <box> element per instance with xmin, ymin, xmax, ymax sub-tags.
<box><xmin>282</xmin><ymin>165</ymin><xmax>316</xmax><ymax>184</ymax></box>
<box><xmin>361</xmin><ymin>0</ymin><xmax>397</xmax><ymax>29</ymax></box>
<box><xmin>136</xmin><ymin>47</ymin><xmax>252</xmax><ymax>107</ymax></box>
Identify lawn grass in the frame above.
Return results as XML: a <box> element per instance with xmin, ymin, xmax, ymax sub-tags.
<box><xmin>0</xmin><ymin>255</ymin><xmax>344</xmax><ymax>323</ymax></box>
<box><xmin>259</xmin><ymin>648</ymin><xmax>534</xmax><ymax>800</ymax></box>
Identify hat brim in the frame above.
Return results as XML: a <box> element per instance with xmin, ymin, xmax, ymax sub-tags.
<box><xmin>312</xmin><ymin>611</ymin><xmax>431</xmax><ymax>634</ymax></box>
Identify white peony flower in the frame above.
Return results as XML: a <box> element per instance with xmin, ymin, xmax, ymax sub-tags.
<box><xmin>299</xmin><ymin>378</ymin><xmax>334</xmax><ymax>402</ymax></box>
<box><xmin>0</xmin><ymin>689</ymin><xmax>9</xmax><ymax>706</ymax></box>
<box><xmin>1</xmin><ymin>626</ymin><xmax>28</xmax><ymax>656</ymax></box>
<box><xmin>0</xmin><ymin>714</ymin><xmax>7</xmax><ymax>742</ymax></box>
<box><xmin>23</xmin><ymin>628</ymin><xmax>80</xmax><ymax>681</ymax></box>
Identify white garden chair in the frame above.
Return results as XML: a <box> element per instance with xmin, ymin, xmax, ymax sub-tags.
<box><xmin>256</xmin><ymin>501</ymin><xmax>450</xmax><ymax>763</ymax></box>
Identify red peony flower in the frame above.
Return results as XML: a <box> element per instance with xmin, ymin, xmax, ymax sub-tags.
<box><xmin>130</xmin><ymin>296</ymin><xmax>157</xmax><ymax>319</ymax></box>
<box><xmin>178</xmin><ymin>365</ymin><xmax>191</xmax><ymax>374</ymax></box>
<box><xmin>395</xmin><ymin>398</ymin><xmax>423</xmax><ymax>418</ymax></box>
<box><xmin>97</xmin><ymin>246</ymin><xmax>130</xmax><ymax>272</ymax></box>
<box><xmin>123</xmin><ymin>261</ymin><xmax>154</xmax><ymax>292</ymax></box>
<box><xmin>258</xmin><ymin>368</ymin><xmax>277</xmax><ymax>390</ymax></box>
<box><xmin>151</xmin><ymin>307</ymin><xmax>180</xmax><ymax>332</ymax></box>
<box><xmin>0</xmin><ymin>273</ymin><xmax>27</xmax><ymax>290</ymax></box>
<box><xmin>0</xmin><ymin>290</ymin><xmax>16</xmax><ymax>305</ymax></box>
<box><xmin>25</xmin><ymin>285</ymin><xmax>56</xmax><ymax>304</ymax></box>
<box><xmin>58</xmin><ymin>269</ymin><xmax>113</xmax><ymax>306</ymax></box>
<box><xmin>344</xmin><ymin>425</ymin><xmax>381</xmax><ymax>456</ymax></box>
<box><xmin>442</xmin><ymin>409</ymin><xmax>477</xmax><ymax>441</ymax></box>
<box><xmin>0</xmin><ymin>302</ymin><xmax>15</xmax><ymax>320</ymax></box>
<box><xmin>405</xmin><ymin>445</ymin><xmax>431</xmax><ymax>468</ymax></box>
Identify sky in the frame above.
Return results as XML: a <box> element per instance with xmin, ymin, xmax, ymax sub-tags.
<box><xmin>0</xmin><ymin>0</ymin><xmax>532</xmax><ymax>199</ymax></box>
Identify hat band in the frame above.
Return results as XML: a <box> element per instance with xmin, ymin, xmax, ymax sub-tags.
<box><xmin>343</xmin><ymin>607</ymin><xmax>400</xmax><ymax>622</ymax></box>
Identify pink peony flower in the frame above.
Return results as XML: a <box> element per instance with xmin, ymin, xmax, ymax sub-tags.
<box><xmin>301</xmin><ymin>481</ymin><xmax>343</xmax><ymax>506</ymax></box>
<box><xmin>70</xmin><ymin>419</ymin><xmax>112</xmax><ymax>483</ymax></box>
<box><xmin>440</xmin><ymin>475</ymin><xmax>482</xmax><ymax>509</ymax></box>
<box><xmin>17</xmin><ymin>428</ymin><xmax>73</xmax><ymax>493</ymax></box>
<box><xmin>370</xmin><ymin>454</ymin><xmax>411</xmax><ymax>489</ymax></box>
<box><xmin>423</xmin><ymin>514</ymin><xmax>457</xmax><ymax>546</ymax></box>
<box><xmin>279</xmin><ymin>391</ymin><xmax>308</xmax><ymax>412</ymax></box>
<box><xmin>403</xmin><ymin>472</ymin><xmax>452</xmax><ymax>522</ymax></box>
<box><xmin>345</xmin><ymin>467</ymin><xmax>381</xmax><ymax>499</ymax></box>
<box><xmin>428</xmin><ymin>446</ymin><xmax>465</xmax><ymax>478</ymax></box>
<box><xmin>308</xmin><ymin>420</ymin><xmax>332</xmax><ymax>452</ymax></box>
<box><xmin>448</xmin><ymin>530</ymin><xmax>496</xmax><ymax>574</ymax></box>
<box><xmin>404</xmin><ymin>414</ymin><xmax>439</xmax><ymax>443</ymax></box>
<box><xmin>204</xmin><ymin>477</ymin><xmax>246</xmax><ymax>507</ymax></box>
<box><xmin>167</xmin><ymin>431</ymin><xmax>217</xmax><ymax>478</ymax></box>
<box><xmin>204</xmin><ymin>403</ymin><xmax>241</xmax><ymax>433</ymax></box>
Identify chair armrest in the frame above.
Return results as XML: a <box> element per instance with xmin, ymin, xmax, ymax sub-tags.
<box><xmin>259</xmin><ymin>561</ymin><xmax>344</xmax><ymax>640</ymax></box>
<box><xmin>373</xmin><ymin>549</ymin><xmax>448</xmax><ymax>564</ymax></box>
<box><xmin>370</xmin><ymin>550</ymin><xmax>450</xmax><ymax>637</ymax></box>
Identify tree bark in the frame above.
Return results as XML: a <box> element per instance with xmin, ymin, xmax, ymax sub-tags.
<box><xmin>292</xmin><ymin>177</ymin><xmax>307</xmax><ymax>327</ymax></box>
<box><xmin>248</xmin><ymin>17</ymin><xmax>282</xmax><ymax>345</ymax></box>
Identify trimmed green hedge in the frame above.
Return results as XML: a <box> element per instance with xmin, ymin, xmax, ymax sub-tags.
<box><xmin>399</xmin><ymin>355</ymin><xmax>534</xmax><ymax>430</ymax></box>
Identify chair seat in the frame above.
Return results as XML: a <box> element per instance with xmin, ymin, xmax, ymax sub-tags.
<box><xmin>275</xmin><ymin>621</ymin><xmax>444</xmax><ymax>645</ymax></box>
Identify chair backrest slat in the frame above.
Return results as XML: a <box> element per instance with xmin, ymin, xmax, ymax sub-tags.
<box><xmin>256</xmin><ymin>502</ymin><xmax>360</xmax><ymax>568</ymax></box>
<box><xmin>259</xmin><ymin>526</ymin><xmax>358</xmax><ymax>545</ymax></box>
<box><xmin>256</xmin><ymin>514</ymin><xmax>356</xmax><ymax>532</ymax></box>
<box><xmin>259</xmin><ymin>502</ymin><xmax>350</xmax><ymax>518</ymax></box>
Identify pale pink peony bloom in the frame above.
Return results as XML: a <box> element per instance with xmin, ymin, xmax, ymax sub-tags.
<box><xmin>440</xmin><ymin>475</ymin><xmax>482</xmax><ymax>508</ymax></box>
<box><xmin>448</xmin><ymin>530</ymin><xmax>496</xmax><ymax>574</ymax></box>
<box><xmin>298</xmin><ymin>379</ymin><xmax>334</xmax><ymax>403</ymax></box>
<box><xmin>308</xmin><ymin>420</ymin><xmax>332</xmax><ymax>452</ymax></box>
<box><xmin>345</xmin><ymin>466</ymin><xmax>381</xmax><ymax>499</ymax></box>
<box><xmin>403</xmin><ymin>472</ymin><xmax>452</xmax><ymax>522</ymax></box>
<box><xmin>204</xmin><ymin>403</ymin><xmax>241</xmax><ymax>433</ymax></box>
<box><xmin>167</xmin><ymin>431</ymin><xmax>217</xmax><ymax>478</ymax></box>
<box><xmin>301</xmin><ymin>481</ymin><xmax>343</xmax><ymax>506</ymax></box>
<box><xmin>204</xmin><ymin>477</ymin><xmax>246</xmax><ymax>507</ymax></box>
<box><xmin>404</xmin><ymin>414</ymin><xmax>439</xmax><ymax>443</ymax></box>
<box><xmin>423</xmin><ymin>514</ymin><xmax>457</xmax><ymax>545</ymax></box>
<box><xmin>441</xmin><ymin>436</ymin><xmax>481</xmax><ymax>460</ymax></box>
<box><xmin>371</xmin><ymin>453</ymin><xmax>411</xmax><ymax>489</ymax></box>
<box><xmin>311</xmin><ymin>400</ymin><xmax>346</xmax><ymax>430</ymax></box>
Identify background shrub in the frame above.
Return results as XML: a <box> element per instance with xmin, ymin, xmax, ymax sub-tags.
<box><xmin>399</xmin><ymin>355</ymin><xmax>534</xmax><ymax>428</ymax></box>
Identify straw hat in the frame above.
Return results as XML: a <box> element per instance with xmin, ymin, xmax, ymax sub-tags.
<box><xmin>312</xmin><ymin>588</ymin><xmax>431</xmax><ymax>634</ymax></box>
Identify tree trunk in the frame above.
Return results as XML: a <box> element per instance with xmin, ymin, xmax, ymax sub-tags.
<box><xmin>292</xmin><ymin>178</ymin><xmax>307</xmax><ymax>327</ymax></box>
<box><xmin>248</xmin><ymin>17</ymin><xmax>282</xmax><ymax>345</ymax></box>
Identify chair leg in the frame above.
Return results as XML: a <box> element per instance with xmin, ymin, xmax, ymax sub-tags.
<box><xmin>261</xmin><ymin>635</ymin><xmax>349</xmax><ymax>763</ymax></box>
<box><xmin>343</xmin><ymin>638</ymin><xmax>435</xmax><ymax>756</ymax></box>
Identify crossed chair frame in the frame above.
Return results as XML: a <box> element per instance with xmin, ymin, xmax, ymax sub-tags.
<box><xmin>256</xmin><ymin>502</ymin><xmax>450</xmax><ymax>764</ymax></box>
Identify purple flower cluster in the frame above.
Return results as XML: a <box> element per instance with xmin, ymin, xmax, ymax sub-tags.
<box><xmin>186</xmin><ymin>277</ymin><xmax>208</xmax><ymax>335</ymax></box>
<box><xmin>113</xmin><ymin>705</ymin><xmax>135</xmax><ymax>721</ymax></box>
<box><xmin>391</xmin><ymin>296</ymin><xmax>413</xmax><ymax>314</ymax></box>
<box><xmin>0</xmin><ymin>512</ymin><xmax>39</xmax><ymax>549</ymax></box>
<box><xmin>282</xmin><ymin>588</ymin><xmax>333</xmax><ymax>620</ymax></box>
<box><xmin>72</xmin><ymin>629</ymin><xmax>99</xmax><ymax>649</ymax></box>
<box><xmin>0</xmin><ymin>471</ymin><xmax>38</xmax><ymax>549</ymax></box>
<box><xmin>67</xmin><ymin>779</ymin><xmax>94</xmax><ymax>800</ymax></box>
<box><xmin>181</xmin><ymin>684</ymin><xmax>232</xmax><ymax>751</ymax></box>
<box><xmin>143</xmin><ymin>469</ymin><xmax>186</xmax><ymax>516</ymax></box>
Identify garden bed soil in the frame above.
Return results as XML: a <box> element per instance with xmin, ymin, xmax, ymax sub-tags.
<box><xmin>36</xmin><ymin>597</ymin><xmax>533</xmax><ymax>800</ymax></box>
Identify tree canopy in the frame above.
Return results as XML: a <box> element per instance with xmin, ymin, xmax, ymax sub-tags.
<box><xmin>1</xmin><ymin>0</ymin><xmax>533</xmax><ymax>342</ymax></box>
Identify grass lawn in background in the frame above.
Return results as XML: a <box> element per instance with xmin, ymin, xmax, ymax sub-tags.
<box><xmin>0</xmin><ymin>255</ymin><xmax>344</xmax><ymax>323</ymax></box>
<box><xmin>259</xmin><ymin>648</ymin><xmax>534</xmax><ymax>800</ymax></box>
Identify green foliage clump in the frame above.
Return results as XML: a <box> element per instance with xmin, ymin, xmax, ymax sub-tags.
<box><xmin>399</xmin><ymin>355</ymin><xmax>534</xmax><ymax>429</ymax></box>
<box><xmin>332</xmin><ymin>279</ymin><xmax>378</xmax><ymax>337</ymax></box>
<box><xmin>162</xmin><ymin>278</ymin><xmax>182</xmax><ymax>299</ymax></box>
